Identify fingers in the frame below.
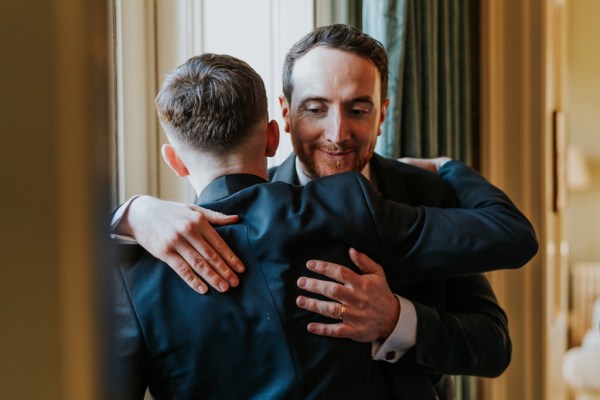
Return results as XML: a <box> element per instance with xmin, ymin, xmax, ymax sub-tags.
<box><xmin>173</xmin><ymin>208</ymin><xmax>245</xmax><ymax>292</ymax></box>
<box><xmin>162</xmin><ymin>252</ymin><xmax>208</xmax><ymax>294</ymax></box>
<box><xmin>397</xmin><ymin>157</ymin><xmax>452</xmax><ymax>173</ymax></box>
<box><xmin>193</xmin><ymin>207</ymin><xmax>245</xmax><ymax>274</ymax></box>
<box><xmin>296</xmin><ymin>297</ymin><xmax>362</xmax><ymax>340</ymax></box>
<box><xmin>186</xmin><ymin>236</ymin><xmax>240</xmax><ymax>290</ymax></box>
<box><xmin>305</xmin><ymin>322</ymin><xmax>353</xmax><ymax>338</ymax></box>
<box><xmin>195</xmin><ymin>216</ymin><xmax>245</xmax><ymax>274</ymax></box>
<box><xmin>305</xmin><ymin>260</ymin><xmax>356</xmax><ymax>286</ymax></box>
<box><xmin>348</xmin><ymin>248</ymin><xmax>383</xmax><ymax>275</ymax></box>
<box><xmin>175</xmin><ymin>239</ymin><xmax>234</xmax><ymax>293</ymax></box>
<box><xmin>398</xmin><ymin>157</ymin><xmax>437</xmax><ymax>172</ymax></box>
<box><xmin>297</xmin><ymin>249</ymin><xmax>396</xmax><ymax>343</ymax></box>
<box><xmin>193</xmin><ymin>205</ymin><xmax>239</xmax><ymax>226</ymax></box>
<box><xmin>296</xmin><ymin>295</ymin><xmax>347</xmax><ymax>320</ymax></box>
<box><xmin>297</xmin><ymin>276</ymin><xmax>354</xmax><ymax>305</ymax></box>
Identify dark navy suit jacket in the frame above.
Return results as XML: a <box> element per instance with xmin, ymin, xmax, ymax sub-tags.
<box><xmin>113</xmin><ymin>159</ymin><xmax>537</xmax><ymax>399</ymax></box>
<box><xmin>270</xmin><ymin>155</ymin><xmax>538</xmax><ymax>398</ymax></box>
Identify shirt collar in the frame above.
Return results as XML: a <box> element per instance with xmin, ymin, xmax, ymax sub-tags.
<box><xmin>295</xmin><ymin>157</ymin><xmax>372</xmax><ymax>185</ymax></box>
<box><xmin>199</xmin><ymin>174</ymin><xmax>268</xmax><ymax>204</ymax></box>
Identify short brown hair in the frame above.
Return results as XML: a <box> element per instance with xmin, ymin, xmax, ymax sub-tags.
<box><xmin>282</xmin><ymin>24</ymin><xmax>388</xmax><ymax>104</ymax></box>
<box><xmin>155</xmin><ymin>53</ymin><xmax>268</xmax><ymax>153</ymax></box>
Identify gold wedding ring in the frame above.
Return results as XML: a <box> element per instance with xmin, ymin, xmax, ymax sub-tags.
<box><xmin>339</xmin><ymin>304</ymin><xmax>347</xmax><ymax>321</ymax></box>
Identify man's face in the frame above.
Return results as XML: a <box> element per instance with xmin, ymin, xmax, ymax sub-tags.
<box><xmin>281</xmin><ymin>47</ymin><xmax>389</xmax><ymax>178</ymax></box>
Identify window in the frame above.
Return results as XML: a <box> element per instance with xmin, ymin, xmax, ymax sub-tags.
<box><xmin>111</xmin><ymin>0</ymin><xmax>318</xmax><ymax>205</ymax></box>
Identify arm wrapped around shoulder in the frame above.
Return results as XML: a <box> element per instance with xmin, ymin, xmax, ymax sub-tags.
<box><xmin>438</xmin><ymin>160</ymin><xmax>539</xmax><ymax>268</ymax></box>
<box><xmin>364</xmin><ymin>160</ymin><xmax>539</xmax><ymax>283</ymax></box>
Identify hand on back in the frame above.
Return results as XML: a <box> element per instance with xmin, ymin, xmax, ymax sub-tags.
<box><xmin>121</xmin><ymin>196</ymin><xmax>244</xmax><ymax>294</ymax></box>
<box><xmin>296</xmin><ymin>248</ymin><xmax>400</xmax><ymax>342</ymax></box>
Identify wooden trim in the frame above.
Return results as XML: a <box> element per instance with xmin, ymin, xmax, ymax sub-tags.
<box><xmin>154</xmin><ymin>0</ymin><xmax>197</xmax><ymax>202</ymax></box>
<box><xmin>116</xmin><ymin>0</ymin><xmax>159</xmax><ymax>201</ymax></box>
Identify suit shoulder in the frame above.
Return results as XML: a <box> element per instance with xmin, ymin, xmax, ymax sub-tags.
<box><xmin>262</xmin><ymin>171</ymin><xmax>369</xmax><ymax>195</ymax></box>
<box><xmin>114</xmin><ymin>243</ymin><xmax>146</xmax><ymax>266</ymax></box>
<box><xmin>304</xmin><ymin>171</ymin><xmax>372</xmax><ymax>196</ymax></box>
<box><xmin>299</xmin><ymin>173</ymin><xmax>378</xmax><ymax>221</ymax></box>
<box><xmin>373</xmin><ymin>155</ymin><xmax>457</xmax><ymax>207</ymax></box>
<box><xmin>377</xmin><ymin>156</ymin><xmax>445</xmax><ymax>183</ymax></box>
<box><xmin>114</xmin><ymin>244</ymin><xmax>167</xmax><ymax>294</ymax></box>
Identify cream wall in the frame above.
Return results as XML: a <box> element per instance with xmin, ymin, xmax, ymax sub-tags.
<box><xmin>480</xmin><ymin>0</ymin><xmax>562</xmax><ymax>398</ymax></box>
<box><xmin>567</xmin><ymin>0</ymin><xmax>600</xmax><ymax>263</ymax></box>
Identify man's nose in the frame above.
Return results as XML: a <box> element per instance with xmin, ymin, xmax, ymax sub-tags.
<box><xmin>324</xmin><ymin>108</ymin><xmax>350</xmax><ymax>144</ymax></box>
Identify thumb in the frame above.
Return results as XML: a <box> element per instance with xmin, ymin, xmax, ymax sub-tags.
<box><xmin>193</xmin><ymin>206</ymin><xmax>239</xmax><ymax>225</ymax></box>
<box><xmin>349</xmin><ymin>248</ymin><xmax>383</xmax><ymax>275</ymax></box>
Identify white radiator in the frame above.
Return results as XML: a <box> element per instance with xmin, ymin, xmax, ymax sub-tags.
<box><xmin>571</xmin><ymin>262</ymin><xmax>600</xmax><ymax>346</ymax></box>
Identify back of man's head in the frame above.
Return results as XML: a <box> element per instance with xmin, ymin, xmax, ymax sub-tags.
<box><xmin>155</xmin><ymin>53</ymin><xmax>268</xmax><ymax>154</ymax></box>
<box><xmin>282</xmin><ymin>24</ymin><xmax>388</xmax><ymax>103</ymax></box>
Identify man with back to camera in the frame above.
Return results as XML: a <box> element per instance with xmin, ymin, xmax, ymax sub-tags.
<box><xmin>113</xmin><ymin>25</ymin><xmax>538</xmax><ymax>398</ymax></box>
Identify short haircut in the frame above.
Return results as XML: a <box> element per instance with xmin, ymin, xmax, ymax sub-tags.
<box><xmin>155</xmin><ymin>53</ymin><xmax>268</xmax><ymax>153</ymax></box>
<box><xmin>282</xmin><ymin>24</ymin><xmax>388</xmax><ymax>104</ymax></box>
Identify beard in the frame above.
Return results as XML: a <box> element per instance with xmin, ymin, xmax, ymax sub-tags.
<box><xmin>293</xmin><ymin>137</ymin><xmax>376</xmax><ymax>179</ymax></box>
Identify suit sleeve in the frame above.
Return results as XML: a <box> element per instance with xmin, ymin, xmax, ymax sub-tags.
<box><xmin>397</xmin><ymin>274</ymin><xmax>511</xmax><ymax>377</ymax></box>
<box><xmin>109</xmin><ymin>265</ymin><xmax>149</xmax><ymax>400</ymax></box>
<box><xmin>359</xmin><ymin>161</ymin><xmax>538</xmax><ymax>283</ymax></box>
<box><xmin>349</xmin><ymin>161</ymin><xmax>516</xmax><ymax>378</ymax></box>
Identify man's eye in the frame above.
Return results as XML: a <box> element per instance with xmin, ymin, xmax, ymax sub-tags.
<box><xmin>349</xmin><ymin>108</ymin><xmax>368</xmax><ymax>116</ymax></box>
<box><xmin>306</xmin><ymin>107</ymin><xmax>325</xmax><ymax>115</ymax></box>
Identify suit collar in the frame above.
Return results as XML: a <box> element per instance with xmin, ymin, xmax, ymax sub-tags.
<box><xmin>199</xmin><ymin>174</ymin><xmax>268</xmax><ymax>203</ymax></box>
<box><xmin>269</xmin><ymin>152</ymin><xmax>409</xmax><ymax>201</ymax></box>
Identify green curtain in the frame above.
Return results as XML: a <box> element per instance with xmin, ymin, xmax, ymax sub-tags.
<box><xmin>363</xmin><ymin>1</ymin><xmax>480</xmax><ymax>399</ymax></box>
<box><xmin>364</xmin><ymin>0</ymin><xmax>478</xmax><ymax>166</ymax></box>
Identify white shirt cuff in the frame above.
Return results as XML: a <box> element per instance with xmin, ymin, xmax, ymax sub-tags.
<box><xmin>371</xmin><ymin>295</ymin><xmax>417</xmax><ymax>363</ymax></box>
<box><xmin>109</xmin><ymin>195</ymin><xmax>140</xmax><ymax>244</ymax></box>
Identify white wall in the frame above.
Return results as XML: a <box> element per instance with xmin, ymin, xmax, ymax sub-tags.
<box><xmin>566</xmin><ymin>0</ymin><xmax>600</xmax><ymax>263</ymax></box>
<box><xmin>190</xmin><ymin>0</ymin><xmax>315</xmax><ymax>168</ymax></box>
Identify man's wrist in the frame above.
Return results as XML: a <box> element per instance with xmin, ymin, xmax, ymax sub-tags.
<box><xmin>437</xmin><ymin>157</ymin><xmax>453</xmax><ymax>172</ymax></box>
<box><xmin>111</xmin><ymin>195</ymin><xmax>141</xmax><ymax>236</ymax></box>
<box><xmin>372</xmin><ymin>295</ymin><xmax>417</xmax><ymax>363</ymax></box>
<box><xmin>381</xmin><ymin>293</ymin><xmax>401</xmax><ymax>339</ymax></box>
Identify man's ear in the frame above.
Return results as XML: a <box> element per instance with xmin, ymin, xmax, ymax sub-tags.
<box><xmin>161</xmin><ymin>144</ymin><xmax>189</xmax><ymax>177</ymax></box>
<box><xmin>378</xmin><ymin>98</ymin><xmax>391</xmax><ymax>136</ymax></box>
<box><xmin>265</xmin><ymin>120</ymin><xmax>280</xmax><ymax>157</ymax></box>
<box><xmin>279</xmin><ymin>96</ymin><xmax>291</xmax><ymax>133</ymax></box>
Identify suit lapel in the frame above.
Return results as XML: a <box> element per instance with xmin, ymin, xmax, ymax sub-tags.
<box><xmin>269</xmin><ymin>154</ymin><xmax>300</xmax><ymax>184</ymax></box>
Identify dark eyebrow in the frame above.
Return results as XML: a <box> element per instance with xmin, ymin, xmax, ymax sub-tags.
<box><xmin>297</xmin><ymin>96</ymin><xmax>329</xmax><ymax>108</ymax></box>
<box><xmin>297</xmin><ymin>95</ymin><xmax>375</xmax><ymax>108</ymax></box>
<box><xmin>348</xmin><ymin>96</ymin><xmax>375</xmax><ymax>105</ymax></box>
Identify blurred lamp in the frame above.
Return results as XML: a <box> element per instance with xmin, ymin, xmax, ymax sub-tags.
<box><xmin>568</xmin><ymin>145</ymin><xmax>591</xmax><ymax>191</ymax></box>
